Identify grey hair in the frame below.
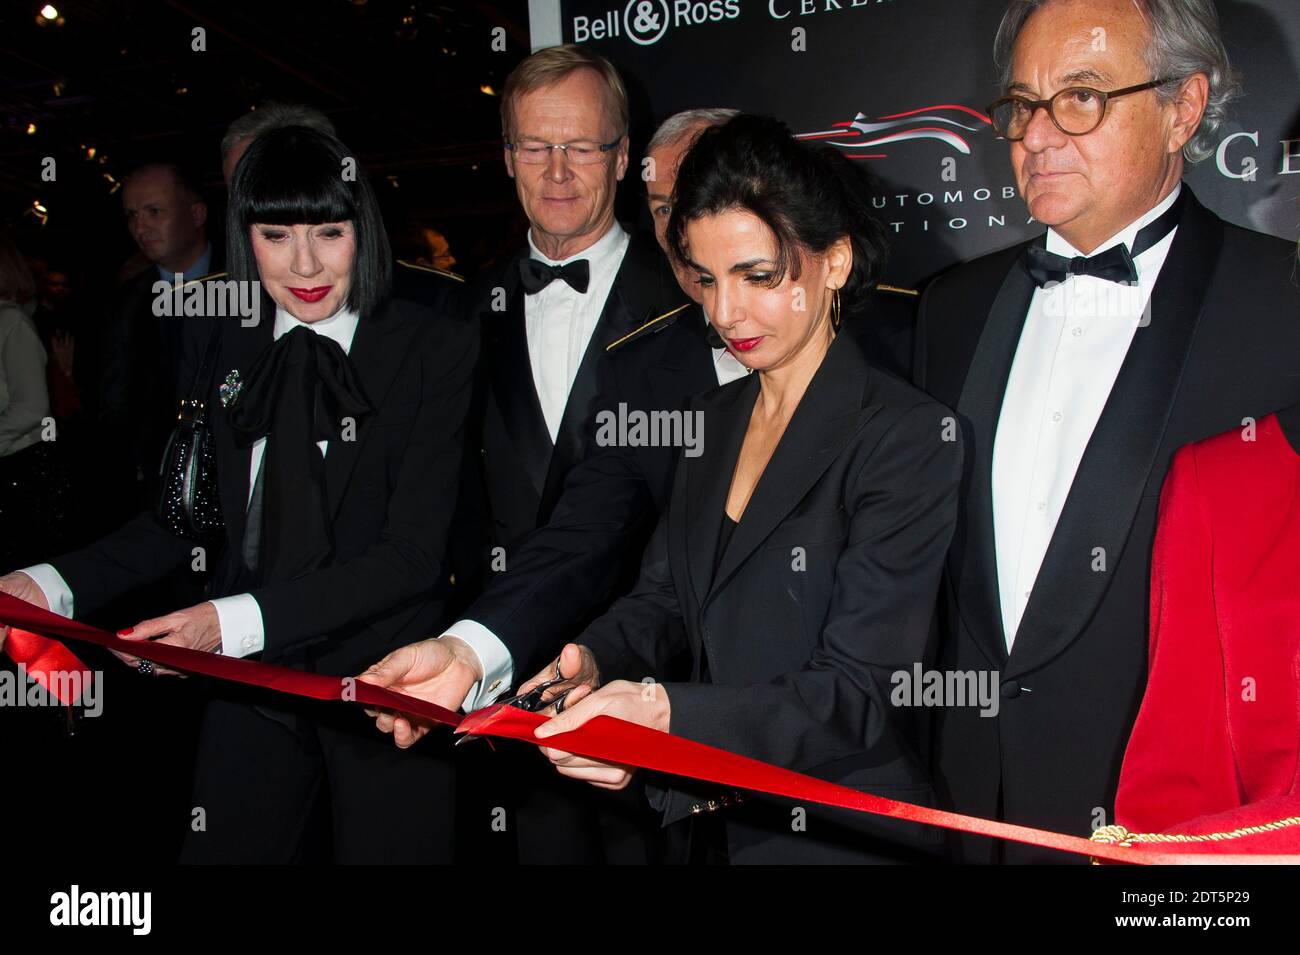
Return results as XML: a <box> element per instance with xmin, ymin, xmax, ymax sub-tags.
<box><xmin>994</xmin><ymin>0</ymin><xmax>1241</xmax><ymax>163</ymax></box>
<box><xmin>220</xmin><ymin>101</ymin><xmax>338</xmax><ymax>158</ymax></box>
<box><xmin>647</xmin><ymin>108</ymin><xmax>740</xmax><ymax>154</ymax></box>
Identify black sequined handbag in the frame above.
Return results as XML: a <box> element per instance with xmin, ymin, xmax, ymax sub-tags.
<box><xmin>156</xmin><ymin>325</ymin><xmax>225</xmax><ymax>542</ymax></box>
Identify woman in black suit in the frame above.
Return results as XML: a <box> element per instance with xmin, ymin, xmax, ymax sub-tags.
<box><xmin>522</xmin><ymin>115</ymin><xmax>962</xmax><ymax>863</ymax></box>
<box><xmin>0</xmin><ymin>126</ymin><xmax>477</xmax><ymax>863</ymax></box>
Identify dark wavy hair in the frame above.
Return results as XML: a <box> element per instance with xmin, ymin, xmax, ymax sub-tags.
<box><xmin>668</xmin><ymin>113</ymin><xmax>887</xmax><ymax>305</ymax></box>
<box><xmin>227</xmin><ymin>125</ymin><xmax>392</xmax><ymax>317</ymax></box>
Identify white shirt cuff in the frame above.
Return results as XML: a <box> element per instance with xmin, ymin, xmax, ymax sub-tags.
<box><xmin>211</xmin><ymin>593</ymin><xmax>265</xmax><ymax>657</ymax></box>
<box><xmin>21</xmin><ymin>563</ymin><xmax>74</xmax><ymax>618</ymax></box>
<box><xmin>444</xmin><ymin>619</ymin><xmax>514</xmax><ymax>712</ymax></box>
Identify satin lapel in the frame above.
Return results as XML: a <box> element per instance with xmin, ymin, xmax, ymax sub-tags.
<box><xmin>541</xmin><ymin>232</ymin><xmax>686</xmax><ymax>511</ymax></box>
<box><xmin>322</xmin><ymin>303</ymin><xmax>417</xmax><ymax>522</ymax></box>
<box><xmin>707</xmin><ymin>336</ymin><xmax>879</xmax><ymax>604</ymax></box>
<box><xmin>684</xmin><ymin>374</ymin><xmax>757</xmax><ymax>611</ymax></box>
<box><xmin>951</xmin><ymin>240</ymin><xmax>1040</xmax><ymax>667</ymax></box>
<box><xmin>216</xmin><ymin>314</ymin><xmax>274</xmax><ymax>553</ymax></box>
<box><xmin>487</xmin><ymin>261</ymin><xmax>552</xmax><ymax>500</ymax></box>
<box><xmin>539</xmin><ymin>286</ymin><xmax>639</xmax><ymax>509</ymax></box>
<box><xmin>1007</xmin><ymin>189</ymin><xmax>1225</xmax><ymax>676</ymax></box>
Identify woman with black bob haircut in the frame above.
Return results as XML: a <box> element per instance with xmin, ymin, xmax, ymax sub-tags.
<box><xmin>0</xmin><ymin>124</ymin><xmax>478</xmax><ymax>863</ymax></box>
<box><xmin>227</xmin><ymin>124</ymin><xmax>392</xmax><ymax>319</ymax></box>
<box><xmin>518</xmin><ymin>114</ymin><xmax>964</xmax><ymax>863</ymax></box>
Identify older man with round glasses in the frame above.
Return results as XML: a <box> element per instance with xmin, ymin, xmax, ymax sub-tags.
<box><xmin>914</xmin><ymin>0</ymin><xmax>1300</xmax><ymax>864</ymax></box>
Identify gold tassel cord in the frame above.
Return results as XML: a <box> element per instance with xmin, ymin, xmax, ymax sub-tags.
<box><xmin>1088</xmin><ymin>816</ymin><xmax>1300</xmax><ymax>862</ymax></box>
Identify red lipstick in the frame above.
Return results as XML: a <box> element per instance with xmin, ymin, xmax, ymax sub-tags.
<box><xmin>288</xmin><ymin>286</ymin><xmax>332</xmax><ymax>303</ymax></box>
<box><xmin>727</xmin><ymin>336</ymin><xmax>764</xmax><ymax>353</ymax></box>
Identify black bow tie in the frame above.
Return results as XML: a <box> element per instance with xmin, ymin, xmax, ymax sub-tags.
<box><xmin>1024</xmin><ymin>242</ymin><xmax>1138</xmax><ymax>287</ymax></box>
<box><xmin>226</xmin><ymin>326</ymin><xmax>373</xmax><ymax>584</ymax></box>
<box><xmin>519</xmin><ymin>257</ymin><xmax>590</xmax><ymax>295</ymax></box>
<box><xmin>1023</xmin><ymin>187</ymin><xmax>1184</xmax><ymax>288</ymax></box>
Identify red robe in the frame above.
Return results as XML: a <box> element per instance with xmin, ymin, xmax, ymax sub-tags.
<box><xmin>1115</xmin><ymin>409</ymin><xmax>1300</xmax><ymax>853</ymax></box>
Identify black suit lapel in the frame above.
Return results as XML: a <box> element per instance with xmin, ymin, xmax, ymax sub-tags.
<box><xmin>703</xmin><ymin>335</ymin><xmax>881</xmax><ymax>605</ymax></box>
<box><xmin>540</xmin><ymin>231</ymin><xmax>687</xmax><ymax>512</ymax></box>
<box><xmin>684</xmin><ymin>374</ymin><xmax>756</xmax><ymax>612</ymax></box>
<box><xmin>321</xmin><ymin>302</ymin><xmax>418</xmax><ymax>522</ymax></box>
<box><xmin>486</xmin><ymin>258</ymin><xmax>553</xmax><ymax>500</ymax></box>
<box><xmin>1008</xmin><ymin>187</ymin><xmax>1225</xmax><ymax>675</ymax></box>
<box><xmin>951</xmin><ymin>238</ymin><xmax>1040</xmax><ymax>667</ymax></box>
<box><xmin>215</xmin><ymin>314</ymin><xmax>275</xmax><ymax>556</ymax></box>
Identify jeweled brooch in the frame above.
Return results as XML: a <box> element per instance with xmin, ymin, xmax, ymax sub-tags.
<box><xmin>220</xmin><ymin>369</ymin><xmax>243</xmax><ymax>408</ymax></box>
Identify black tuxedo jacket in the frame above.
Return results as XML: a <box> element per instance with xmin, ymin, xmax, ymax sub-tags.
<box><xmin>579</xmin><ymin>333</ymin><xmax>963</xmax><ymax>863</ymax></box>
<box><xmin>50</xmin><ymin>294</ymin><xmax>478</xmax><ymax>677</ymax></box>
<box><xmin>465</xmin><ymin>295</ymin><xmax>709</xmax><ymax>674</ymax></box>
<box><xmin>914</xmin><ymin>185</ymin><xmax>1300</xmax><ymax>863</ymax></box>
<box><xmin>466</xmin><ymin>283</ymin><xmax>924</xmax><ymax>677</ymax></box>
<box><xmin>452</xmin><ymin>229</ymin><xmax>687</xmax><ymax>610</ymax></box>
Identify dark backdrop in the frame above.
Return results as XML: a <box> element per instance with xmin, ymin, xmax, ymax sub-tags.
<box><xmin>550</xmin><ymin>0</ymin><xmax>1300</xmax><ymax>288</ymax></box>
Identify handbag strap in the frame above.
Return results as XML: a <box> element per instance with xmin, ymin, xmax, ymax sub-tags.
<box><xmin>186</xmin><ymin>322</ymin><xmax>224</xmax><ymax>404</ymax></box>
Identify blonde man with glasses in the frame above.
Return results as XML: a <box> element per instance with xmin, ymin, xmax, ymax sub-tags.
<box><xmin>365</xmin><ymin>45</ymin><xmax>688</xmax><ymax>864</ymax></box>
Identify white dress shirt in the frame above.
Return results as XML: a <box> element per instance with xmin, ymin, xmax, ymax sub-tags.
<box><xmin>992</xmin><ymin>184</ymin><xmax>1181</xmax><ymax>650</ymax></box>
<box><xmin>451</xmin><ymin>224</ymin><xmax>629</xmax><ymax>710</ymax></box>
<box><xmin>452</xmin><ymin>296</ymin><xmax>750</xmax><ymax>713</ymax></box>
<box><xmin>24</xmin><ymin>304</ymin><xmax>361</xmax><ymax>660</ymax></box>
<box><xmin>525</xmin><ymin>224</ymin><xmax>630</xmax><ymax>442</ymax></box>
<box><xmin>712</xmin><ymin>322</ymin><xmax>751</xmax><ymax>384</ymax></box>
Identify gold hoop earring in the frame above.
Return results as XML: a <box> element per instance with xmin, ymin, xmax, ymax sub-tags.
<box><xmin>830</xmin><ymin>287</ymin><xmax>841</xmax><ymax>330</ymax></box>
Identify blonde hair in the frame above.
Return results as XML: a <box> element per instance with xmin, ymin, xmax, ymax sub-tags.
<box><xmin>500</xmin><ymin>44</ymin><xmax>628</xmax><ymax>142</ymax></box>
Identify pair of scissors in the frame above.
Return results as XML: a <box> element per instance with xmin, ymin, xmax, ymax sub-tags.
<box><xmin>455</xmin><ymin>661</ymin><xmax>574</xmax><ymax>746</ymax></box>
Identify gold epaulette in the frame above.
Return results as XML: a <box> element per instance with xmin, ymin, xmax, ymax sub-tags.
<box><xmin>875</xmin><ymin>283</ymin><xmax>919</xmax><ymax>297</ymax></box>
<box><xmin>397</xmin><ymin>259</ymin><xmax>465</xmax><ymax>283</ymax></box>
<box><xmin>177</xmin><ymin>270</ymin><xmax>228</xmax><ymax>291</ymax></box>
<box><xmin>606</xmin><ymin>302</ymin><xmax>693</xmax><ymax>352</ymax></box>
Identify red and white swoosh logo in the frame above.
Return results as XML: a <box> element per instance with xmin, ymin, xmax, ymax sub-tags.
<box><xmin>799</xmin><ymin>104</ymin><xmax>993</xmax><ymax>158</ymax></box>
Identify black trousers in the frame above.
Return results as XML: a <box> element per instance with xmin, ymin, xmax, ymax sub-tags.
<box><xmin>515</xmin><ymin>759</ymin><xmax>656</xmax><ymax>865</ymax></box>
<box><xmin>455</xmin><ymin>739</ymin><xmax>663</xmax><ymax>865</ymax></box>
<box><xmin>179</xmin><ymin>694</ymin><xmax>455</xmax><ymax>864</ymax></box>
<box><xmin>511</xmin><ymin>744</ymin><xmax>664</xmax><ymax>865</ymax></box>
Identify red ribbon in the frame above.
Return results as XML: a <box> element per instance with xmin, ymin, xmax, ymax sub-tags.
<box><xmin>2</xmin><ymin>593</ymin><xmax>1295</xmax><ymax>865</ymax></box>
<box><xmin>2</xmin><ymin>626</ymin><xmax>91</xmax><ymax>706</ymax></box>
<box><xmin>0</xmin><ymin>593</ymin><xmax>461</xmax><ymax>728</ymax></box>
